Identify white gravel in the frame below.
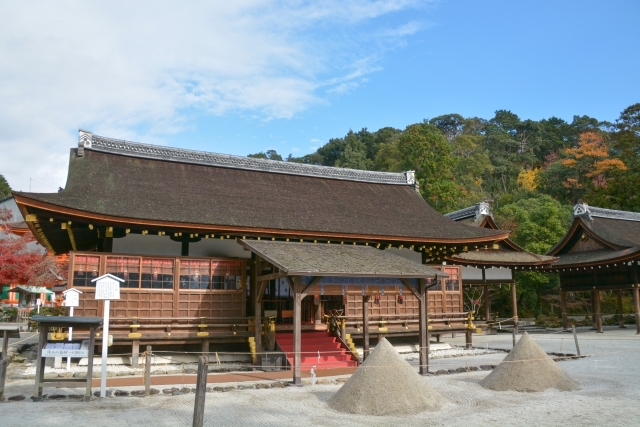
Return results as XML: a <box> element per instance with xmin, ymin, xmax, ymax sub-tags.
<box><xmin>2</xmin><ymin>327</ymin><xmax>639</xmax><ymax>427</ymax></box>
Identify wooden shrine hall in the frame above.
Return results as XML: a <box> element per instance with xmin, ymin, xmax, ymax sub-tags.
<box><xmin>13</xmin><ymin>130</ymin><xmax>514</xmax><ymax>368</ymax></box>
<box><xmin>544</xmin><ymin>203</ymin><xmax>640</xmax><ymax>334</ymax></box>
<box><xmin>445</xmin><ymin>202</ymin><xmax>558</xmax><ymax>331</ymax></box>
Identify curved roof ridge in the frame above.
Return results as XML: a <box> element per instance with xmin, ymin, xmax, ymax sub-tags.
<box><xmin>445</xmin><ymin>202</ymin><xmax>491</xmax><ymax>221</ymax></box>
<box><xmin>574</xmin><ymin>203</ymin><xmax>640</xmax><ymax>222</ymax></box>
<box><xmin>78</xmin><ymin>129</ymin><xmax>415</xmax><ymax>186</ymax></box>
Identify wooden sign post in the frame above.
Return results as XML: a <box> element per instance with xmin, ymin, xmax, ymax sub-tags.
<box><xmin>62</xmin><ymin>288</ymin><xmax>83</xmax><ymax>371</ymax></box>
<box><xmin>92</xmin><ymin>274</ymin><xmax>124</xmax><ymax>398</ymax></box>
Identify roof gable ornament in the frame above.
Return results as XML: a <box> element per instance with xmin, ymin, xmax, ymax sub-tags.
<box><xmin>78</xmin><ymin>129</ymin><xmax>93</xmax><ymax>157</ymax></box>
<box><xmin>405</xmin><ymin>170</ymin><xmax>419</xmax><ymax>192</ymax></box>
<box><xmin>573</xmin><ymin>203</ymin><xmax>592</xmax><ymax>221</ymax></box>
<box><xmin>476</xmin><ymin>201</ymin><xmax>491</xmax><ymax>220</ymax></box>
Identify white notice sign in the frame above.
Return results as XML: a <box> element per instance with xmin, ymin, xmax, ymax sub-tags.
<box><xmin>63</xmin><ymin>288</ymin><xmax>82</xmax><ymax>307</ymax></box>
<box><xmin>92</xmin><ymin>274</ymin><xmax>124</xmax><ymax>300</ymax></box>
<box><xmin>95</xmin><ymin>280</ymin><xmax>121</xmax><ymax>300</ymax></box>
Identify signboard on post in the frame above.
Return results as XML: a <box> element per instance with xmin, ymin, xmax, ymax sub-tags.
<box><xmin>91</xmin><ymin>274</ymin><xmax>124</xmax><ymax>398</ymax></box>
<box><xmin>63</xmin><ymin>288</ymin><xmax>82</xmax><ymax>307</ymax></box>
<box><xmin>62</xmin><ymin>288</ymin><xmax>83</xmax><ymax>371</ymax></box>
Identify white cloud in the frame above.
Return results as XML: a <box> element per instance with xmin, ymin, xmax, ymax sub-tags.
<box><xmin>0</xmin><ymin>0</ymin><xmax>424</xmax><ymax>191</ymax></box>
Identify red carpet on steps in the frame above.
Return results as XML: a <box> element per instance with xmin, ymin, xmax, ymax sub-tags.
<box><xmin>275</xmin><ymin>332</ymin><xmax>358</xmax><ymax>370</ymax></box>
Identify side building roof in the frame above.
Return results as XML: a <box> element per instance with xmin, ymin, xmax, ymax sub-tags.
<box><xmin>445</xmin><ymin>202</ymin><xmax>557</xmax><ymax>267</ymax></box>
<box><xmin>14</xmin><ymin>131</ymin><xmax>507</xmax><ymax>254</ymax></box>
<box><xmin>547</xmin><ymin>203</ymin><xmax>640</xmax><ymax>267</ymax></box>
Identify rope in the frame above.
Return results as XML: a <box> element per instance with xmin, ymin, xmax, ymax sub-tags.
<box><xmin>7</xmin><ymin>332</ymin><xmax>38</xmax><ymax>348</ymax></box>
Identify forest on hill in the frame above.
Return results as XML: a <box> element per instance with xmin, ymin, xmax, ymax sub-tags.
<box><xmin>249</xmin><ymin>103</ymin><xmax>640</xmax><ymax>321</ymax></box>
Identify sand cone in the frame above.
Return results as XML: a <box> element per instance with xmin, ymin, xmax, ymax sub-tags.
<box><xmin>327</xmin><ymin>338</ymin><xmax>445</xmax><ymax>416</ymax></box>
<box><xmin>480</xmin><ymin>332</ymin><xmax>580</xmax><ymax>392</ymax></box>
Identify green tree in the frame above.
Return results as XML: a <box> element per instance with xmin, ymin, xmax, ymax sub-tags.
<box><xmin>335</xmin><ymin>133</ymin><xmax>371</xmax><ymax>170</ymax></box>
<box><xmin>248</xmin><ymin>150</ymin><xmax>283</xmax><ymax>161</ymax></box>
<box><xmin>495</xmin><ymin>194</ymin><xmax>572</xmax><ymax>316</ymax></box>
<box><xmin>0</xmin><ymin>175</ymin><xmax>10</xmax><ymax>199</ymax></box>
<box><xmin>373</xmin><ymin>142</ymin><xmax>404</xmax><ymax>172</ymax></box>
<box><xmin>398</xmin><ymin>122</ymin><xmax>461</xmax><ymax>212</ymax></box>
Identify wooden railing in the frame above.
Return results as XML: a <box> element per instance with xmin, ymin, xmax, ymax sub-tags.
<box><xmin>325</xmin><ymin>312</ymin><xmax>473</xmax><ymax>336</ymax></box>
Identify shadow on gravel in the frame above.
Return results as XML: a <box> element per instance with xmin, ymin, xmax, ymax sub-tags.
<box><xmin>309</xmin><ymin>391</ymin><xmax>334</xmax><ymax>402</ymax></box>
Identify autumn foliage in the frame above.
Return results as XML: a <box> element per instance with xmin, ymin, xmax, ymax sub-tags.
<box><xmin>560</xmin><ymin>132</ymin><xmax>626</xmax><ymax>189</ymax></box>
<box><xmin>0</xmin><ymin>208</ymin><xmax>61</xmax><ymax>286</ymax></box>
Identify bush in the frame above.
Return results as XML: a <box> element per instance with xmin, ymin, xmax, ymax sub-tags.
<box><xmin>28</xmin><ymin>306</ymin><xmax>67</xmax><ymax>331</ymax></box>
<box><xmin>1</xmin><ymin>307</ymin><xmax>18</xmax><ymax>322</ymax></box>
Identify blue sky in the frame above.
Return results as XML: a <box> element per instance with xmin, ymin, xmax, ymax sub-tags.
<box><xmin>1</xmin><ymin>0</ymin><xmax>638</xmax><ymax>192</ymax></box>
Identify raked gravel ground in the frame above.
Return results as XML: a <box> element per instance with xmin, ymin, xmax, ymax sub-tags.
<box><xmin>1</xmin><ymin>326</ymin><xmax>638</xmax><ymax>427</ymax></box>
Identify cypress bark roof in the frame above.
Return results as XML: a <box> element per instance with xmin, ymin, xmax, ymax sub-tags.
<box><xmin>15</xmin><ymin>132</ymin><xmax>507</xmax><ymax>243</ymax></box>
<box><xmin>239</xmin><ymin>240</ymin><xmax>445</xmax><ymax>278</ymax></box>
<box><xmin>547</xmin><ymin>203</ymin><xmax>640</xmax><ymax>268</ymax></box>
<box><xmin>449</xmin><ymin>249</ymin><xmax>557</xmax><ymax>266</ymax></box>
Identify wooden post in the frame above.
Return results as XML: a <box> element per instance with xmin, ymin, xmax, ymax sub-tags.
<box><xmin>560</xmin><ymin>291</ymin><xmax>568</xmax><ymax>330</ymax></box>
<box><xmin>593</xmin><ymin>290</ymin><xmax>603</xmax><ymax>333</ymax></box>
<box><xmin>590</xmin><ymin>290</ymin><xmax>597</xmax><ymax>329</ymax></box>
<box><xmin>634</xmin><ymin>266</ymin><xmax>640</xmax><ymax>335</ymax></box>
<box><xmin>33</xmin><ymin>324</ymin><xmax>47</xmax><ymax>401</ymax></box>
<box><xmin>144</xmin><ymin>345</ymin><xmax>151</xmax><ymax>396</ymax></box>
<box><xmin>572</xmin><ymin>325</ymin><xmax>581</xmax><ymax>356</ymax></box>
<box><xmin>617</xmin><ymin>290</ymin><xmax>626</xmax><ymax>328</ymax></box>
<box><xmin>633</xmin><ymin>286</ymin><xmax>640</xmax><ymax>335</ymax></box>
<box><xmin>0</xmin><ymin>330</ymin><xmax>9</xmax><ymax>401</ymax></box>
<box><xmin>511</xmin><ymin>281</ymin><xmax>518</xmax><ymax>334</ymax></box>
<box><xmin>132</xmin><ymin>340</ymin><xmax>140</xmax><ymax>368</ymax></box>
<box><xmin>85</xmin><ymin>326</ymin><xmax>96</xmax><ymax>402</ymax></box>
<box><xmin>192</xmin><ymin>355</ymin><xmax>208</xmax><ymax>427</ymax></box>
<box><xmin>249</xmin><ymin>255</ymin><xmax>257</xmax><ymax>317</ymax></box>
<box><xmin>340</xmin><ymin>318</ymin><xmax>347</xmax><ymax>342</ymax></box>
<box><xmin>201</xmin><ymin>339</ymin><xmax>209</xmax><ymax>356</ymax></box>
<box><xmin>254</xmin><ymin>275</ymin><xmax>264</xmax><ymax>366</ymax></box>
<box><xmin>315</xmin><ymin>300</ymin><xmax>322</xmax><ymax>325</ymax></box>
<box><xmin>418</xmin><ymin>279</ymin><xmax>429</xmax><ymax>375</ymax></box>
<box><xmin>484</xmin><ymin>285</ymin><xmax>490</xmax><ymax>321</ymax></box>
<box><xmin>293</xmin><ymin>277</ymin><xmax>302</xmax><ymax>385</ymax></box>
<box><xmin>362</xmin><ymin>295</ymin><xmax>370</xmax><ymax>361</ymax></box>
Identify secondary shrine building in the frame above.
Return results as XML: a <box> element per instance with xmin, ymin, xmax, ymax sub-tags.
<box><xmin>15</xmin><ymin>130</ymin><xmax>516</xmax><ymax>370</ymax></box>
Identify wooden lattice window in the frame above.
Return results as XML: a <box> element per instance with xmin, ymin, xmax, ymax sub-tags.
<box><xmin>180</xmin><ymin>260</ymin><xmax>211</xmax><ymax>289</ymax></box>
<box><xmin>73</xmin><ymin>255</ymin><xmax>100</xmax><ymax>287</ymax></box>
<box><xmin>211</xmin><ymin>260</ymin><xmax>243</xmax><ymax>290</ymax></box>
<box><xmin>141</xmin><ymin>258</ymin><xmax>174</xmax><ymax>289</ymax></box>
<box><xmin>106</xmin><ymin>256</ymin><xmax>141</xmax><ymax>288</ymax></box>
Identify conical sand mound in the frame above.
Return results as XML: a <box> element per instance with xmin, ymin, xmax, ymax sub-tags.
<box><xmin>480</xmin><ymin>332</ymin><xmax>580</xmax><ymax>392</ymax></box>
<box><xmin>327</xmin><ymin>338</ymin><xmax>445</xmax><ymax>416</ymax></box>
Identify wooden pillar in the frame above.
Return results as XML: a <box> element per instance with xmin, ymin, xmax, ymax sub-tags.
<box><xmin>617</xmin><ymin>290</ymin><xmax>626</xmax><ymax>328</ymax></box>
<box><xmin>484</xmin><ymin>285</ymin><xmax>490</xmax><ymax>321</ymax></box>
<box><xmin>249</xmin><ymin>255</ymin><xmax>257</xmax><ymax>317</ymax></box>
<box><xmin>293</xmin><ymin>277</ymin><xmax>302</xmax><ymax>385</ymax></box>
<box><xmin>254</xmin><ymin>285</ymin><xmax>262</xmax><ymax>366</ymax></box>
<box><xmin>418</xmin><ymin>278</ymin><xmax>429</xmax><ymax>375</ymax></box>
<box><xmin>201</xmin><ymin>339</ymin><xmax>209</xmax><ymax>355</ymax></box>
<box><xmin>33</xmin><ymin>325</ymin><xmax>47</xmax><ymax>401</ymax></box>
<box><xmin>0</xmin><ymin>330</ymin><xmax>9</xmax><ymax>401</ymax></box>
<box><xmin>633</xmin><ymin>266</ymin><xmax>640</xmax><ymax>335</ymax></box>
<box><xmin>633</xmin><ymin>287</ymin><xmax>640</xmax><ymax>335</ymax></box>
<box><xmin>181</xmin><ymin>239</ymin><xmax>189</xmax><ymax>256</ymax></box>
<box><xmin>560</xmin><ymin>291</ymin><xmax>568</xmax><ymax>330</ymax></box>
<box><xmin>85</xmin><ymin>326</ymin><xmax>96</xmax><ymax>402</ymax></box>
<box><xmin>314</xmin><ymin>299</ymin><xmax>322</xmax><ymax>325</ymax></box>
<box><xmin>511</xmin><ymin>281</ymin><xmax>518</xmax><ymax>334</ymax></box>
<box><xmin>131</xmin><ymin>340</ymin><xmax>140</xmax><ymax>368</ymax></box>
<box><xmin>362</xmin><ymin>295</ymin><xmax>370</xmax><ymax>360</ymax></box>
<box><xmin>590</xmin><ymin>291</ymin><xmax>597</xmax><ymax>329</ymax></box>
<box><xmin>593</xmin><ymin>290</ymin><xmax>603</xmax><ymax>333</ymax></box>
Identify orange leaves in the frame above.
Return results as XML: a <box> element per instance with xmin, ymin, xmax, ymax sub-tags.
<box><xmin>560</xmin><ymin>131</ymin><xmax>626</xmax><ymax>190</ymax></box>
<box><xmin>588</xmin><ymin>158</ymin><xmax>627</xmax><ymax>177</ymax></box>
